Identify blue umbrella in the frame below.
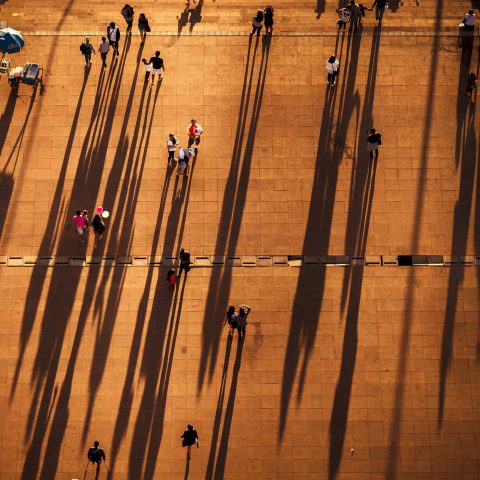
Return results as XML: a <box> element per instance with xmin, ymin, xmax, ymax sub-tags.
<box><xmin>0</xmin><ymin>28</ymin><xmax>25</xmax><ymax>55</ymax></box>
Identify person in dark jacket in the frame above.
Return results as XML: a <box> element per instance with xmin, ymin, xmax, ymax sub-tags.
<box><xmin>179</xmin><ymin>248</ymin><xmax>191</xmax><ymax>277</ymax></box>
<box><xmin>138</xmin><ymin>13</ymin><xmax>150</xmax><ymax>44</ymax></box>
<box><xmin>91</xmin><ymin>213</ymin><xmax>106</xmax><ymax>248</ymax></box>
<box><xmin>366</xmin><ymin>128</ymin><xmax>382</xmax><ymax>160</ymax></box>
<box><xmin>181</xmin><ymin>424</ymin><xmax>199</xmax><ymax>459</ymax></box>
<box><xmin>87</xmin><ymin>441</ymin><xmax>106</xmax><ymax>472</ymax></box>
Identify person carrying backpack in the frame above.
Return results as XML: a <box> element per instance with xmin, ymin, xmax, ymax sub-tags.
<box><xmin>80</xmin><ymin>37</ymin><xmax>95</xmax><ymax>67</ymax></box>
<box><xmin>366</xmin><ymin>128</ymin><xmax>382</xmax><ymax>160</ymax></box>
<box><xmin>87</xmin><ymin>441</ymin><xmax>106</xmax><ymax>472</ymax></box>
<box><xmin>181</xmin><ymin>424</ymin><xmax>199</xmax><ymax>459</ymax></box>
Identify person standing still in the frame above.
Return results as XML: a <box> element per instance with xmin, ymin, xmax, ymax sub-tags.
<box><xmin>237</xmin><ymin>304</ymin><xmax>251</xmax><ymax>340</ymax></box>
<box><xmin>181</xmin><ymin>425</ymin><xmax>199</xmax><ymax>459</ymax></box>
<box><xmin>167</xmin><ymin>133</ymin><xmax>179</xmax><ymax>165</ymax></box>
<box><xmin>336</xmin><ymin>5</ymin><xmax>351</xmax><ymax>31</ymax></box>
<box><xmin>366</xmin><ymin>128</ymin><xmax>382</xmax><ymax>160</ymax></box>
<box><xmin>98</xmin><ymin>37</ymin><xmax>110</xmax><ymax>68</ymax></box>
<box><xmin>179</xmin><ymin>248</ymin><xmax>191</xmax><ymax>277</ymax></box>
<box><xmin>466</xmin><ymin>72</ymin><xmax>478</xmax><ymax>103</ymax></box>
<box><xmin>80</xmin><ymin>38</ymin><xmax>95</xmax><ymax>67</ymax></box>
<box><xmin>251</xmin><ymin>9</ymin><xmax>264</xmax><ymax>37</ymax></box>
<box><xmin>187</xmin><ymin>119</ymin><xmax>203</xmax><ymax>147</ymax></box>
<box><xmin>264</xmin><ymin>5</ymin><xmax>274</xmax><ymax>35</ymax></box>
<box><xmin>325</xmin><ymin>55</ymin><xmax>340</xmax><ymax>86</ymax></box>
<box><xmin>371</xmin><ymin>0</ymin><xmax>387</xmax><ymax>22</ymax></box>
<box><xmin>463</xmin><ymin>9</ymin><xmax>475</xmax><ymax>31</ymax></box>
<box><xmin>107</xmin><ymin>22</ymin><xmax>121</xmax><ymax>56</ymax></box>
<box><xmin>349</xmin><ymin>0</ymin><xmax>361</xmax><ymax>34</ymax></box>
<box><xmin>121</xmin><ymin>4</ymin><xmax>135</xmax><ymax>34</ymax></box>
<box><xmin>138</xmin><ymin>13</ymin><xmax>151</xmax><ymax>44</ymax></box>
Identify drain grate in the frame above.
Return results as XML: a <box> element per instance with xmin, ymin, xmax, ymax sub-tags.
<box><xmin>0</xmin><ymin>255</ymin><xmax>478</xmax><ymax>267</ymax></box>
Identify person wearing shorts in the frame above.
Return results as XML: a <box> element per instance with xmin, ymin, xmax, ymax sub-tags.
<box><xmin>167</xmin><ymin>133</ymin><xmax>179</xmax><ymax>165</ymax></box>
<box><xmin>366</xmin><ymin>128</ymin><xmax>382</xmax><ymax>160</ymax></box>
<box><xmin>146</xmin><ymin>51</ymin><xmax>164</xmax><ymax>86</ymax></box>
<box><xmin>107</xmin><ymin>22</ymin><xmax>120</xmax><ymax>56</ymax></box>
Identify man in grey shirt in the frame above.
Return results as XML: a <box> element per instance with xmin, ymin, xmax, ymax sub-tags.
<box><xmin>98</xmin><ymin>37</ymin><xmax>110</xmax><ymax>68</ymax></box>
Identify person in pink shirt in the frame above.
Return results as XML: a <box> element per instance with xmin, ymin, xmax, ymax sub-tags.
<box><xmin>73</xmin><ymin>210</ymin><xmax>88</xmax><ymax>246</ymax></box>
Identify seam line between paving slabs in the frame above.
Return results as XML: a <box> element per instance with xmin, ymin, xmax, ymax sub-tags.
<box><xmin>21</xmin><ymin>30</ymin><xmax>463</xmax><ymax>37</ymax></box>
<box><xmin>0</xmin><ymin>255</ymin><xmax>479</xmax><ymax>267</ymax></box>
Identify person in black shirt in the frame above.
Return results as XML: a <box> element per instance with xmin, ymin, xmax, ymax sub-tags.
<box><xmin>181</xmin><ymin>424</ymin><xmax>199</xmax><ymax>459</ymax></box>
<box><xmin>366</xmin><ymin>128</ymin><xmax>382</xmax><ymax>160</ymax></box>
<box><xmin>87</xmin><ymin>441</ymin><xmax>106</xmax><ymax>472</ymax></box>
<box><xmin>371</xmin><ymin>0</ymin><xmax>387</xmax><ymax>22</ymax></box>
<box><xmin>179</xmin><ymin>248</ymin><xmax>191</xmax><ymax>277</ymax></box>
<box><xmin>145</xmin><ymin>50</ymin><xmax>164</xmax><ymax>86</ymax></box>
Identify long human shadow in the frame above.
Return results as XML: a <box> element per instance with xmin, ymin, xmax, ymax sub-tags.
<box><xmin>315</xmin><ymin>0</ymin><xmax>326</xmax><ymax>18</ymax></box>
<box><xmin>80</xmin><ymin>55</ymin><xmax>156</xmax><ymax>445</ymax></box>
<box><xmin>9</xmin><ymin>57</ymin><xmax>119</xmax><ymax>402</ymax></box>
<box><xmin>115</xmin><ymin>151</ymin><xmax>196</xmax><ymax>478</ymax></box>
<box><xmin>209</xmin><ymin>338</ymin><xmax>244</xmax><ymax>479</ymax></box>
<box><xmin>454</xmin><ymin>33</ymin><xmax>474</xmax><ymax>168</ymax></box>
<box><xmin>328</xmin><ymin>26</ymin><xmax>381</xmax><ymax>480</ymax></box>
<box><xmin>0</xmin><ymin>90</ymin><xmax>18</xmax><ymax>158</ymax></box>
<box><xmin>45</xmin><ymin>56</ymin><xmax>152</xmax><ymax>472</ymax></box>
<box><xmin>437</xmin><ymin>107</ymin><xmax>477</xmax><ymax>425</ymax></box>
<box><xmin>385</xmin><ymin>1</ymin><xmax>444</xmax><ymax>477</ymax></box>
<box><xmin>19</xmin><ymin>38</ymin><xmax>131</xmax><ymax>480</ymax></box>
<box><xmin>189</xmin><ymin>0</ymin><xmax>203</xmax><ymax>32</ymax></box>
<box><xmin>205</xmin><ymin>334</ymin><xmax>233</xmax><ymax>478</ymax></box>
<box><xmin>197</xmin><ymin>36</ymin><xmax>270</xmax><ymax>393</ymax></box>
<box><xmin>107</xmin><ymin>163</ymin><xmax>174</xmax><ymax>477</ymax></box>
<box><xmin>278</xmin><ymin>30</ymin><xmax>352</xmax><ymax>437</ymax></box>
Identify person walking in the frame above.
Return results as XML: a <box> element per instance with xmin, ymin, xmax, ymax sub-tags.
<box><xmin>462</xmin><ymin>9</ymin><xmax>476</xmax><ymax>31</ymax></box>
<box><xmin>325</xmin><ymin>55</ymin><xmax>340</xmax><ymax>86</ymax></box>
<box><xmin>187</xmin><ymin>119</ymin><xmax>203</xmax><ymax>147</ymax></box>
<box><xmin>466</xmin><ymin>72</ymin><xmax>478</xmax><ymax>103</ymax></box>
<box><xmin>121</xmin><ymin>4</ymin><xmax>135</xmax><ymax>33</ymax></box>
<box><xmin>179</xmin><ymin>248</ymin><xmax>191</xmax><ymax>277</ymax></box>
<box><xmin>251</xmin><ymin>9</ymin><xmax>264</xmax><ymax>38</ymax></box>
<box><xmin>336</xmin><ymin>5</ymin><xmax>351</xmax><ymax>31</ymax></box>
<box><xmin>237</xmin><ymin>304</ymin><xmax>251</xmax><ymax>340</ymax></box>
<box><xmin>91</xmin><ymin>212</ymin><xmax>106</xmax><ymax>248</ymax></box>
<box><xmin>167</xmin><ymin>133</ymin><xmax>179</xmax><ymax>165</ymax></box>
<box><xmin>80</xmin><ymin>38</ymin><xmax>95</xmax><ymax>67</ymax></box>
<box><xmin>138</xmin><ymin>13</ymin><xmax>151</xmax><ymax>44</ymax></box>
<box><xmin>181</xmin><ymin>425</ymin><xmax>199</xmax><ymax>459</ymax></box>
<box><xmin>366</xmin><ymin>128</ymin><xmax>382</xmax><ymax>160</ymax></box>
<box><xmin>145</xmin><ymin>51</ymin><xmax>164</xmax><ymax>86</ymax></box>
<box><xmin>264</xmin><ymin>5</ymin><xmax>274</xmax><ymax>35</ymax></box>
<box><xmin>107</xmin><ymin>22</ymin><xmax>121</xmax><ymax>56</ymax></box>
<box><xmin>349</xmin><ymin>0</ymin><xmax>361</xmax><ymax>34</ymax></box>
<box><xmin>73</xmin><ymin>210</ymin><xmax>88</xmax><ymax>246</ymax></box>
<box><xmin>87</xmin><ymin>441</ymin><xmax>106</xmax><ymax>472</ymax></box>
<box><xmin>98</xmin><ymin>37</ymin><xmax>110</xmax><ymax>68</ymax></box>
<box><xmin>371</xmin><ymin>0</ymin><xmax>387</xmax><ymax>22</ymax></box>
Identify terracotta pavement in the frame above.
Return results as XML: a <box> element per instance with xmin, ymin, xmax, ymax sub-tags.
<box><xmin>0</xmin><ymin>1</ymin><xmax>480</xmax><ymax>479</ymax></box>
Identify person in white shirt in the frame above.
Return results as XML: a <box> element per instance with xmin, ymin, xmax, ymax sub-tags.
<box><xmin>463</xmin><ymin>9</ymin><xmax>475</xmax><ymax>31</ymax></box>
<box><xmin>177</xmin><ymin>147</ymin><xmax>195</xmax><ymax>175</ymax></box>
<box><xmin>98</xmin><ymin>37</ymin><xmax>110</xmax><ymax>68</ymax></box>
<box><xmin>336</xmin><ymin>6</ymin><xmax>351</xmax><ymax>31</ymax></box>
<box><xmin>107</xmin><ymin>22</ymin><xmax>120</xmax><ymax>56</ymax></box>
<box><xmin>325</xmin><ymin>55</ymin><xmax>340</xmax><ymax>86</ymax></box>
<box><xmin>167</xmin><ymin>133</ymin><xmax>179</xmax><ymax>166</ymax></box>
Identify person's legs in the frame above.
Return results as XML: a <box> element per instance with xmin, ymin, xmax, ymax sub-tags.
<box><xmin>101</xmin><ymin>53</ymin><xmax>107</xmax><ymax>67</ymax></box>
<box><xmin>151</xmin><ymin>70</ymin><xmax>155</xmax><ymax>85</ymax></box>
<box><xmin>375</xmin><ymin>147</ymin><xmax>379</xmax><ymax>159</ymax></box>
<box><xmin>168</xmin><ymin>150</ymin><xmax>174</xmax><ymax>164</ymax></box>
<box><xmin>188</xmin><ymin>136</ymin><xmax>194</xmax><ymax>147</ymax></box>
<box><xmin>376</xmin><ymin>6</ymin><xmax>384</xmax><ymax>22</ymax></box>
<box><xmin>327</xmin><ymin>72</ymin><xmax>333</xmax><ymax>84</ymax></box>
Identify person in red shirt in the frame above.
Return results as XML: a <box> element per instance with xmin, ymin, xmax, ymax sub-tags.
<box><xmin>187</xmin><ymin>119</ymin><xmax>203</xmax><ymax>147</ymax></box>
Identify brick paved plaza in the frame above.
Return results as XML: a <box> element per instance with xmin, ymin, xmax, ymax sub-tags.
<box><xmin>1</xmin><ymin>0</ymin><xmax>480</xmax><ymax>479</ymax></box>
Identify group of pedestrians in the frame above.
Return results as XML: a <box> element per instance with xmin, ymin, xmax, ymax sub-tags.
<box><xmin>251</xmin><ymin>5</ymin><xmax>275</xmax><ymax>37</ymax></box>
<box><xmin>72</xmin><ymin>208</ymin><xmax>106</xmax><ymax>248</ymax></box>
<box><xmin>165</xmin><ymin>119</ymin><xmax>203</xmax><ymax>174</ymax></box>
<box><xmin>224</xmin><ymin>304</ymin><xmax>252</xmax><ymax>340</ymax></box>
